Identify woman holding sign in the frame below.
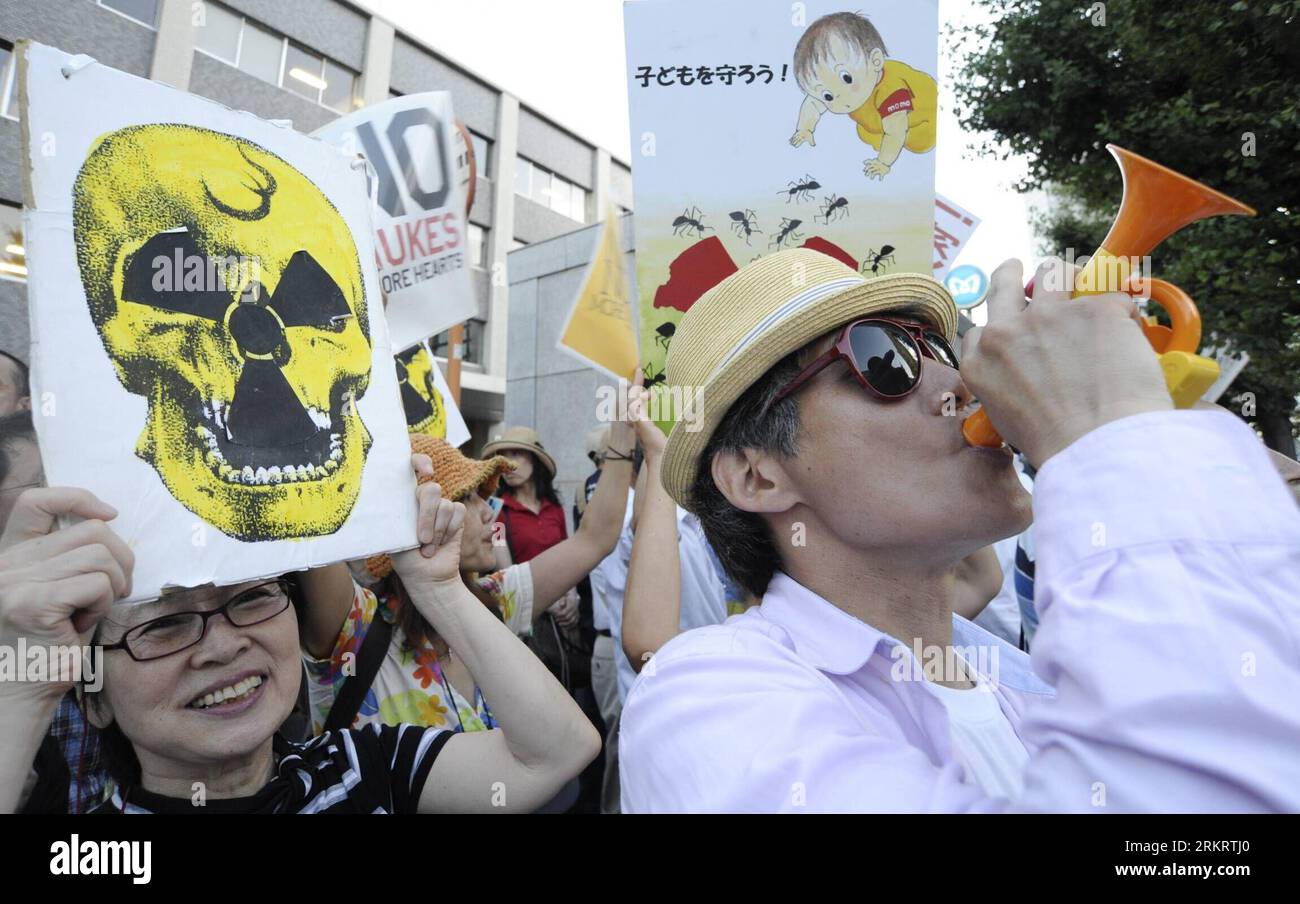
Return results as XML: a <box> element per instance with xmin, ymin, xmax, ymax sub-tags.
<box><xmin>0</xmin><ymin>466</ymin><xmax>600</xmax><ymax>814</ymax></box>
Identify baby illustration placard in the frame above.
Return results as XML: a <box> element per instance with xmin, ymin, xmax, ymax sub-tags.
<box><xmin>19</xmin><ymin>42</ymin><xmax>417</xmax><ymax>601</ymax></box>
<box><xmin>624</xmin><ymin>0</ymin><xmax>938</xmax><ymax>409</ymax></box>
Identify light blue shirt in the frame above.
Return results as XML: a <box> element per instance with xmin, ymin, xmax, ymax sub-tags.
<box><xmin>595</xmin><ymin>500</ymin><xmax>727</xmax><ymax>702</ymax></box>
<box><xmin>621</xmin><ymin>411</ymin><xmax>1300</xmax><ymax>812</ymax></box>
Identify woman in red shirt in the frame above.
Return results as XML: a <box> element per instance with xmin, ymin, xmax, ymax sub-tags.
<box><xmin>484</xmin><ymin>427</ymin><xmax>569</xmax><ymax>564</ymax></box>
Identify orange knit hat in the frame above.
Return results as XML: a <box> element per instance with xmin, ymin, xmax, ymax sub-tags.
<box><xmin>365</xmin><ymin>434</ymin><xmax>513</xmax><ymax>580</ymax></box>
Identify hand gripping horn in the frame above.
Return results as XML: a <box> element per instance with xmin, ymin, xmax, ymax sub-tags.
<box><xmin>962</xmin><ymin>145</ymin><xmax>1256</xmax><ymax>449</ymax></box>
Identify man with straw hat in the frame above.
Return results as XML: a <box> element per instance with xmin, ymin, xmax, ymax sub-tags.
<box><xmin>619</xmin><ymin>248</ymin><xmax>1300</xmax><ymax>812</ymax></box>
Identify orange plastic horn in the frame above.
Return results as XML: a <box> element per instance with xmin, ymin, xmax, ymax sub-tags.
<box><xmin>962</xmin><ymin>145</ymin><xmax>1255</xmax><ymax>450</ymax></box>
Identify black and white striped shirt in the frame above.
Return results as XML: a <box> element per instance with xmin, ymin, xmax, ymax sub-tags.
<box><xmin>91</xmin><ymin>724</ymin><xmax>452</xmax><ymax>814</ymax></box>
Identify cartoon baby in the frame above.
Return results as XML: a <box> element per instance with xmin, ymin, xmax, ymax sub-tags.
<box><xmin>789</xmin><ymin>12</ymin><xmax>938</xmax><ymax>180</ymax></box>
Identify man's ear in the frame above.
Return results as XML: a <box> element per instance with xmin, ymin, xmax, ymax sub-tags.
<box><xmin>869</xmin><ymin>48</ymin><xmax>885</xmax><ymax>72</ymax></box>
<box><xmin>710</xmin><ymin>447</ymin><xmax>801</xmax><ymax>515</ymax></box>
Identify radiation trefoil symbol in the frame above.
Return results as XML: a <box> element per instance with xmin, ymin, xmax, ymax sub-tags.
<box><xmin>395</xmin><ymin>345</ymin><xmax>447</xmax><ymax>438</ymax></box>
<box><xmin>72</xmin><ymin>124</ymin><xmax>373</xmax><ymax>541</ymax></box>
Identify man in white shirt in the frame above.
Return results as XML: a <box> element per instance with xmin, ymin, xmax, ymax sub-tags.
<box><xmin>619</xmin><ymin>249</ymin><xmax>1300</xmax><ymax>812</ymax></box>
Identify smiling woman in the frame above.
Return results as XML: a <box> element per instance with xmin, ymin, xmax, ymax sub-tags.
<box><xmin>0</xmin><ymin>456</ymin><xmax>602</xmax><ymax>814</ymax></box>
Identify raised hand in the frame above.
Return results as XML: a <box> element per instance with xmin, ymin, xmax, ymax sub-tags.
<box><xmin>392</xmin><ymin>455</ymin><xmax>466</xmax><ymax>591</ymax></box>
<box><xmin>960</xmin><ymin>259</ymin><xmax>1172</xmax><ymax>467</ymax></box>
<box><xmin>0</xmin><ymin>488</ymin><xmax>133</xmax><ymax>699</ymax></box>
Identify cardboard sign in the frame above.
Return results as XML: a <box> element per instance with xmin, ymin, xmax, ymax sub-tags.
<box><xmin>556</xmin><ymin>211</ymin><xmax>639</xmax><ymax>381</ymax></box>
<box><xmin>313</xmin><ymin>93</ymin><xmax>476</xmax><ymax>348</ymax></box>
<box><xmin>20</xmin><ymin>42</ymin><xmax>417</xmax><ymax>601</ymax></box>
<box><xmin>624</xmin><ymin>0</ymin><xmax>939</xmax><ymax>416</ymax></box>
<box><xmin>395</xmin><ymin>341</ymin><xmax>471</xmax><ymax>448</ymax></box>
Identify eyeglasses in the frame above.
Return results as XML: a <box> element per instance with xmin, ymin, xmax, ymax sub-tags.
<box><xmin>774</xmin><ymin>317</ymin><xmax>959</xmax><ymax>404</ymax></box>
<box><xmin>100</xmin><ymin>579</ymin><xmax>293</xmax><ymax>662</ymax></box>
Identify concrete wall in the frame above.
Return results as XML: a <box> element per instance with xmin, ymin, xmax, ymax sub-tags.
<box><xmin>389</xmin><ymin>35</ymin><xmax>496</xmax><ymax>138</ymax></box>
<box><xmin>609</xmin><ymin>160</ymin><xmax>634</xmax><ymax>211</ymax></box>
<box><xmin>188</xmin><ymin>51</ymin><xmax>334</xmax><ymax>133</ymax></box>
<box><xmin>516</xmin><ymin>107</ymin><xmax>592</xmax><ymax>190</ymax></box>
<box><xmin>502</xmin><ymin>213</ymin><xmax>636</xmax><ymax>508</ymax></box>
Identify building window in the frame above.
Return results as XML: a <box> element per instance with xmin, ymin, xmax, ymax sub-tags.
<box><xmin>514</xmin><ymin>157</ymin><xmax>588</xmax><ymax>223</ymax></box>
<box><xmin>467</xmin><ymin>223</ymin><xmax>487</xmax><ymax>269</ymax></box>
<box><xmin>194</xmin><ymin>2</ymin><xmax>359</xmax><ymax>113</ymax></box>
<box><xmin>469</xmin><ymin>131</ymin><xmax>491</xmax><ymax>180</ymax></box>
<box><xmin>0</xmin><ymin>42</ymin><xmax>17</xmax><ymax>121</ymax></box>
<box><xmin>97</xmin><ymin>0</ymin><xmax>159</xmax><ymax>28</ymax></box>
<box><xmin>430</xmin><ymin>320</ymin><xmax>485</xmax><ymax>365</ymax></box>
<box><xmin>194</xmin><ymin>2</ymin><xmax>241</xmax><ymax>64</ymax></box>
<box><xmin>320</xmin><ymin>59</ymin><xmax>356</xmax><ymax>112</ymax></box>
<box><xmin>283</xmin><ymin>43</ymin><xmax>325</xmax><ymax>102</ymax></box>
<box><xmin>0</xmin><ymin>203</ymin><xmax>25</xmax><ymax>282</ymax></box>
<box><xmin>237</xmin><ymin>21</ymin><xmax>283</xmax><ymax>84</ymax></box>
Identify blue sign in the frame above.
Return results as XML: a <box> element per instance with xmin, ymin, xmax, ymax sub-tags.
<box><xmin>944</xmin><ymin>264</ymin><xmax>988</xmax><ymax>308</ymax></box>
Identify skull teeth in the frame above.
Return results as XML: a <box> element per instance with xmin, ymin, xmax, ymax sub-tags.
<box><xmin>197</xmin><ymin>410</ymin><xmax>339</xmax><ymax>485</ymax></box>
<box><xmin>307</xmin><ymin>407</ymin><xmax>333</xmax><ymax>430</ymax></box>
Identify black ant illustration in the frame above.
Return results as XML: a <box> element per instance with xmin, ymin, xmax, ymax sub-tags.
<box><xmin>654</xmin><ymin>321</ymin><xmax>676</xmax><ymax>351</ymax></box>
<box><xmin>728</xmin><ymin>209</ymin><xmax>762</xmax><ymax>245</ymax></box>
<box><xmin>779</xmin><ymin>174</ymin><xmax>821</xmax><ymax>203</ymax></box>
<box><xmin>815</xmin><ymin>194</ymin><xmax>849</xmax><ymax>225</ymax></box>
<box><xmin>863</xmin><ymin>245</ymin><xmax>897</xmax><ymax>276</ymax></box>
<box><xmin>642</xmin><ymin>362</ymin><xmax>667</xmax><ymax>389</ymax></box>
<box><xmin>671</xmin><ymin>206</ymin><xmax>713</xmax><ymax>238</ymax></box>
<box><xmin>770</xmin><ymin>218</ymin><xmax>805</xmax><ymax>250</ymax></box>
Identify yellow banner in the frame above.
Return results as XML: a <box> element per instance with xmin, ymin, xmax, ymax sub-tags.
<box><xmin>557</xmin><ymin>211</ymin><xmax>639</xmax><ymax>381</ymax></box>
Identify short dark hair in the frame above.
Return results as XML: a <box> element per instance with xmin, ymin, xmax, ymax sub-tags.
<box><xmin>0</xmin><ymin>409</ymin><xmax>36</xmax><ymax>486</ymax></box>
<box><xmin>689</xmin><ymin>353</ymin><xmax>803</xmax><ymax>598</ymax></box>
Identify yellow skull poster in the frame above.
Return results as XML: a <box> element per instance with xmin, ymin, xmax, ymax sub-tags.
<box><xmin>19</xmin><ymin>42</ymin><xmax>417</xmax><ymax>601</ymax></box>
<box><xmin>395</xmin><ymin>341</ymin><xmax>470</xmax><ymax>448</ymax></box>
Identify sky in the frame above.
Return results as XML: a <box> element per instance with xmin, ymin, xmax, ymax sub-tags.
<box><xmin>362</xmin><ymin>0</ymin><xmax>1047</xmax><ymax>324</ymax></box>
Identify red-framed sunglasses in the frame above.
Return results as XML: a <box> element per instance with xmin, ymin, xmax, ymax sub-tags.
<box><xmin>774</xmin><ymin>317</ymin><xmax>959</xmax><ymax>404</ymax></box>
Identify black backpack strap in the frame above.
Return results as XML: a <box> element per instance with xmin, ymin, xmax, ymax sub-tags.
<box><xmin>323</xmin><ymin>607</ymin><xmax>394</xmax><ymax>734</ymax></box>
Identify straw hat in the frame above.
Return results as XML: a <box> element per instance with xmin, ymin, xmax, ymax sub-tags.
<box><xmin>482</xmin><ymin>426</ymin><xmax>557</xmax><ymax>477</ymax></box>
<box><xmin>366</xmin><ymin>433</ymin><xmax>513</xmax><ymax>580</ymax></box>
<box><xmin>660</xmin><ymin>248</ymin><xmax>957</xmax><ymax>510</ymax></box>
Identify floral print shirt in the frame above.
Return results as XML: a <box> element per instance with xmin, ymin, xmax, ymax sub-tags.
<box><xmin>305</xmin><ymin>565</ymin><xmax>534</xmax><ymax>735</ymax></box>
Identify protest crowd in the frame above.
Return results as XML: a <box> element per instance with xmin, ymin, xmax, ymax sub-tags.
<box><xmin>1</xmin><ymin>4</ymin><xmax>1299</xmax><ymax>819</ymax></box>
<box><xmin>3</xmin><ymin>247</ymin><xmax>1299</xmax><ymax>815</ymax></box>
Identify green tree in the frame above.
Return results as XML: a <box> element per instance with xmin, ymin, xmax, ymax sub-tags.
<box><xmin>953</xmin><ymin>0</ymin><xmax>1300</xmax><ymax>451</ymax></box>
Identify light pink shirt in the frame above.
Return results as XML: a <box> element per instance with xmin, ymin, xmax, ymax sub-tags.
<box><xmin>620</xmin><ymin>411</ymin><xmax>1300</xmax><ymax>812</ymax></box>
